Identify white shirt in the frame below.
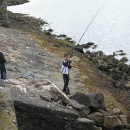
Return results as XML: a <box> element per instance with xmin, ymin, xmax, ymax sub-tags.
<box><xmin>61</xmin><ymin>60</ymin><xmax>69</xmax><ymax>74</ymax></box>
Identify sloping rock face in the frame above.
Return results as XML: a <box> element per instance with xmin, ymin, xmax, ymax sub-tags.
<box><xmin>0</xmin><ymin>86</ymin><xmax>18</xmax><ymax>130</ymax></box>
<box><xmin>70</xmin><ymin>92</ymin><xmax>107</xmax><ymax>112</ymax></box>
<box><xmin>10</xmin><ymin>87</ymin><xmax>97</xmax><ymax>130</ymax></box>
<box><xmin>0</xmin><ymin>0</ymin><xmax>9</xmax><ymax>27</ymax></box>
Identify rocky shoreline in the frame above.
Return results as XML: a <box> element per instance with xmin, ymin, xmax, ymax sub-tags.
<box><xmin>0</xmin><ymin>25</ymin><xmax>130</xmax><ymax>129</ymax></box>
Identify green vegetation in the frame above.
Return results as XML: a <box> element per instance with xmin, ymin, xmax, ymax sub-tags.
<box><xmin>57</xmin><ymin>39</ymin><xmax>75</xmax><ymax>47</ymax></box>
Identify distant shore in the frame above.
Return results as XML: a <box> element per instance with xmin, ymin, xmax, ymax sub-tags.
<box><xmin>8</xmin><ymin>0</ymin><xmax>29</xmax><ymax>6</ymax></box>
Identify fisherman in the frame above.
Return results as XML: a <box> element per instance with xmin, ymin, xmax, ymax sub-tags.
<box><xmin>0</xmin><ymin>45</ymin><xmax>8</xmax><ymax>82</ymax></box>
<box><xmin>61</xmin><ymin>54</ymin><xmax>72</xmax><ymax>95</ymax></box>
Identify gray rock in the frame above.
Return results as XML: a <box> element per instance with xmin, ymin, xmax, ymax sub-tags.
<box><xmin>10</xmin><ymin>87</ymin><xmax>95</xmax><ymax>130</ymax></box>
<box><xmin>69</xmin><ymin>99</ymin><xmax>90</xmax><ymax>118</ymax></box>
<box><xmin>119</xmin><ymin>115</ymin><xmax>128</xmax><ymax>127</ymax></box>
<box><xmin>70</xmin><ymin>92</ymin><xmax>107</xmax><ymax>112</ymax></box>
<box><xmin>74</xmin><ymin>45</ymin><xmax>84</xmax><ymax>53</ymax></box>
<box><xmin>0</xmin><ymin>79</ymin><xmax>9</xmax><ymax>87</ymax></box>
<box><xmin>8</xmin><ymin>79</ymin><xmax>24</xmax><ymax>85</ymax></box>
<box><xmin>103</xmin><ymin>116</ymin><xmax>122</xmax><ymax>129</ymax></box>
<box><xmin>88</xmin><ymin>112</ymin><xmax>104</xmax><ymax>126</ymax></box>
<box><xmin>0</xmin><ymin>87</ymin><xmax>18</xmax><ymax>130</ymax></box>
<box><xmin>50</xmin><ymin>84</ymin><xmax>70</xmax><ymax>104</ymax></box>
<box><xmin>72</xmin><ymin>118</ymin><xmax>96</xmax><ymax>130</ymax></box>
<box><xmin>69</xmin><ymin>99</ymin><xmax>86</xmax><ymax>111</ymax></box>
<box><xmin>113</xmin><ymin>108</ymin><xmax>122</xmax><ymax>115</ymax></box>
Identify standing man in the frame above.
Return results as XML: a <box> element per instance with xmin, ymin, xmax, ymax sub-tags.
<box><xmin>61</xmin><ymin>54</ymin><xmax>72</xmax><ymax>95</ymax></box>
<box><xmin>0</xmin><ymin>45</ymin><xmax>8</xmax><ymax>82</ymax></box>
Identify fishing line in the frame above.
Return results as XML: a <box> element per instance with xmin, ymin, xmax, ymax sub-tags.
<box><xmin>77</xmin><ymin>0</ymin><xmax>108</xmax><ymax>45</ymax></box>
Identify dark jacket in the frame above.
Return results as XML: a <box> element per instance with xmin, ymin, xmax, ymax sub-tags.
<box><xmin>0</xmin><ymin>52</ymin><xmax>7</xmax><ymax>63</ymax></box>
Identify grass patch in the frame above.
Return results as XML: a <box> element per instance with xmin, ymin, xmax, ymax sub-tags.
<box><xmin>57</xmin><ymin>39</ymin><xmax>75</xmax><ymax>47</ymax></box>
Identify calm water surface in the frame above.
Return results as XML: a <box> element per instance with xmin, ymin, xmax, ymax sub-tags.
<box><xmin>8</xmin><ymin>0</ymin><xmax>130</xmax><ymax>62</ymax></box>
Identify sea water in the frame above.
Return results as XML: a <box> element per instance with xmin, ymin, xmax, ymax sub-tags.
<box><xmin>8</xmin><ymin>0</ymin><xmax>130</xmax><ymax>62</ymax></box>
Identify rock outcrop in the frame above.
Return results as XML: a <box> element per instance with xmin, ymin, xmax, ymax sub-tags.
<box><xmin>70</xmin><ymin>92</ymin><xmax>107</xmax><ymax>112</ymax></box>
<box><xmin>10</xmin><ymin>87</ymin><xmax>97</xmax><ymax>130</ymax></box>
<box><xmin>0</xmin><ymin>0</ymin><xmax>9</xmax><ymax>27</ymax></box>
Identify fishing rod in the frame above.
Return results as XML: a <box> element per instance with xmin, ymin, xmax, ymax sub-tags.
<box><xmin>70</xmin><ymin>0</ymin><xmax>108</xmax><ymax>57</ymax></box>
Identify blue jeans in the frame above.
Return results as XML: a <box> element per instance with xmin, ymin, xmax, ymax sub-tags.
<box><xmin>0</xmin><ymin>63</ymin><xmax>6</xmax><ymax>80</ymax></box>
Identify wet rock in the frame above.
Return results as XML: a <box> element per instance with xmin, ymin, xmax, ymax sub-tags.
<box><xmin>70</xmin><ymin>92</ymin><xmax>107</xmax><ymax>112</ymax></box>
<box><xmin>8</xmin><ymin>0</ymin><xmax>29</xmax><ymax>6</ymax></box>
<box><xmin>92</xmin><ymin>45</ymin><xmax>98</xmax><ymax>49</ymax></box>
<box><xmin>74</xmin><ymin>45</ymin><xmax>84</xmax><ymax>53</ymax></box>
<box><xmin>81</xmin><ymin>42</ymin><xmax>94</xmax><ymax>49</ymax></box>
<box><xmin>120</xmin><ymin>57</ymin><xmax>129</xmax><ymax>63</ymax></box>
<box><xmin>119</xmin><ymin>53</ymin><xmax>126</xmax><ymax>56</ymax></box>
<box><xmin>103</xmin><ymin>116</ymin><xmax>122</xmax><ymax>129</ymax></box>
<box><xmin>116</xmin><ymin>50</ymin><xmax>123</xmax><ymax>53</ymax></box>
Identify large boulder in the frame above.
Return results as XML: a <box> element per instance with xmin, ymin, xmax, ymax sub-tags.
<box><xmin>10</xmin><ymin>87</ymin><xmax>97</xmax><ymax>130</ymax></box>
<box><xmin>70</xmin><ymin>92</ymin><xmax>107</xmax><ymax>112</ymax></box>
<box><xmin>11</xmin><ymin>87</ymin><xmax>78</xmax><ymax>130</ymax></box>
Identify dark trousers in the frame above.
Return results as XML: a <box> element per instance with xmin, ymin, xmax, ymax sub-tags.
<box><xmin>0</xmin><ymin>63</ymin><xmax>6</xmax><ymax>80</ymax></box>
<box><xmin>63</xmin><ymin>74</ymin><xmax>70</xmax><ymax>93</ymax></box>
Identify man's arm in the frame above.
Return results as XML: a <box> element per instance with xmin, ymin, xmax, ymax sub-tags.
<box><xmin>0</xmin><ymin>52</ymin><xmax>7</xmax><ymax>63</ymax></box>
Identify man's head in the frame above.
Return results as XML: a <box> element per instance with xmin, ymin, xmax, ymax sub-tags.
<box><xmin>64</xmin><ymin>54</ymin><xmax>70</xmax><ymax>60</ymax></box>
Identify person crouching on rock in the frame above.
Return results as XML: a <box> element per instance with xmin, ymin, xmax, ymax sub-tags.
<box><xmin>0</xmin><ymin>45</ymin><xmax>9</xmax><ymax>82</ymax></box>
<box><xmin>61</xmin><ymin>54</ymin><xmax>72</xmax><ymax>95</ymax></box>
